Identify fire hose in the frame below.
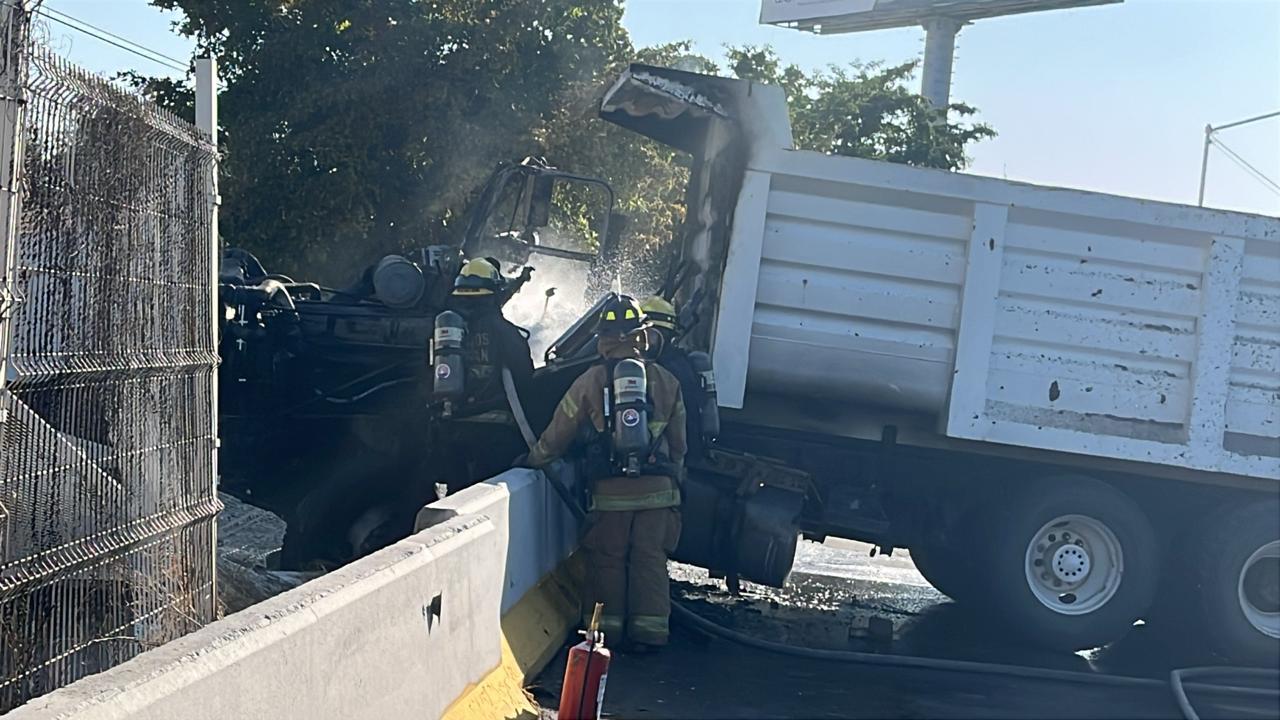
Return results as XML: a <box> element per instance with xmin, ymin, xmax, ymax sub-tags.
<box><xmin>1169</xmin><ymin>667</ymin><xmax>1279</xmax><ymax>720</ymax></box>
<box><xmin>502</xmin><ymin>369</ymin><xmax>1278</xmax><ymax>719</ymax></box>
<box><xmin>671</xmin><ymin>602</ymin><xmax>1277</xmax><ymax>719</ymax></box>
<box><xmin>503</xmin><ymin>368</ymin><xmax>585</xmax><ymax>522</ymax></box>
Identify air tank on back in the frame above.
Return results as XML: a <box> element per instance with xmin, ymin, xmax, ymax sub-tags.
<box><xmin>432</xmin><ymin>310</ymin><xmax>467</xmax><ymax>417</ymax></box>
<box><xmin>611</xmin><ymin>358</ymin><xmax>649</xmax><ymax>477</ymax></box>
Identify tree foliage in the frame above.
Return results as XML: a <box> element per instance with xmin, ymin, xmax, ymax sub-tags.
<box><xmin>137</xmin><ymin>0</ymin><xmax>636</xmax><ymax>279</ymax></box>
<box><xmin>726</xmin><ymin>46</ymin><xmax>995</xmax><ymax>169</ymax></box>
<box><xmin>533</xmin><ymin>42</ymin><xmax>715</xmax><ymax>280</ymax></box>
<box><xmin>134</xmin><ymin>4</ymin><xmax>993</xmax><ymax>281</ymax></box>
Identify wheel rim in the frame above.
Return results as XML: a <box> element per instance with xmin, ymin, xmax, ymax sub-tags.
<box><xmin>1023</xmin><ymin>514</ymin><xmax>1123</xmax><ymax>616</ymax></box>
<box><xmin>1238</xmin><ymin>540</ymin><xmax>1280</xmax><ymax>640</ymax></box>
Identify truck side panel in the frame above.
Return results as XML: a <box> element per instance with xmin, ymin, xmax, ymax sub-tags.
<box><xmin>713</xmin><ymin>146</ymin><xmax>1280</xmax><ymax>481</ymax></box>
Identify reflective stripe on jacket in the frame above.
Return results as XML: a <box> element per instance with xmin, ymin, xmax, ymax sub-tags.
<box><xmin>528</xmin><ymin>336</ymin><xmax>687</xmax><ymax>510</ymax></box>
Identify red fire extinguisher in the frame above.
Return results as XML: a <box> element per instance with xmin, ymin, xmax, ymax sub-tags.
<box><xmin>558</xmin><ymin>603</ymin><xmax>611</xmax><ymax>720</ymax></box>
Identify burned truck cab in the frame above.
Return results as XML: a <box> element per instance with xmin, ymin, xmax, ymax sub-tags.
<box><xmin>217</xmin><ymin>158</ymin><xmax>618</xmax><ymax>569</ymax></box>
<box><xmin>217</xmin><ymin>245</ymin><xmax>460</xmax><ymax>567</ymax></box>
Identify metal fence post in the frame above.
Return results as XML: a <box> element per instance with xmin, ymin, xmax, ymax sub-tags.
<box><xmin>0</xmin><ymin>1</ymin><xmax>31</xmax><ymax>424</ymax></box>
<box><xmin>195</xmin><ymin>56</ymin><xmax>220</xmax><ymax>611</ymax></box>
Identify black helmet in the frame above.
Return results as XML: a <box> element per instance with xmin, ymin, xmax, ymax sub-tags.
<box><xmin>597</xmin><ymin>294</ymin><xmax>650</xmax><ymax>337</ymax></box>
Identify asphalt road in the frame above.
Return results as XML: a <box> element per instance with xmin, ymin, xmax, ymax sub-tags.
<box><xmin>534</xmin><ymin>540</ymin><xmax>1280</xmax><ymax>720</ymax></box>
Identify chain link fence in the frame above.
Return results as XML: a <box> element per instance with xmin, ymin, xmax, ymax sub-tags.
<box><xmin>0</xmin><ymin>3</ymin><xmax>219</xmax><ymax>710</ymax></box>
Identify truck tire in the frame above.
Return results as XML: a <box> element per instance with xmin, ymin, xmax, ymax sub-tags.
<box><xmin>1183</xmin><ymin>498</ymin><xmax>1280</xmax><ymax>666</ymax></box>
<box><xmin>909</xmin><ymin>509</ymin><xmax>985</xmax><ymax>604</ymax></box>
<box><xmin>909</xmin><ymin>541</ymin><xmax>978</xmax><ymax>604</ymax></box>
<box><xmin>983</xmin><ymin>476</ymin><xmax>1158</xmax><ymax>652</ymax></box>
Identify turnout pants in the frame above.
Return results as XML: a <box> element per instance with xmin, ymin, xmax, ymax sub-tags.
<box><xmin>581</xmin><ymin>506</ymin><xmax>682</xmax><ymax>645</ymax></box>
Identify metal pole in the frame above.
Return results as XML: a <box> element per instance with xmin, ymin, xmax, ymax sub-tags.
<box><xmin>1197</xmin><ymin>124</ymin><xmax>1213</xmax><ymax>207</ymax></box>
<box><xmin>195</xmin><ymin>56</ymin><xmax>220</xmax><ymax>612</ymax></box>
<box><xmin>0</xmin><ymin>1</ymin><xmax>32</xmax><ymax>426</ymax></box>
<box><xmin>196</xmin><ymin>58</ymin><xmax>218</xmax><ymax>146</ymax></box>
<box><xmin>1211</xmin><ymin>109</ymin><xmax>1280</xmax><ymax>133</ymax></box>
<box><xmin>1197</xmin><ymin>109</ymin><xmax>1280</xmax><ymax>206</ymax></box>
<box><xmin>921</xmin><ymin>17</ymin><xmax>964</xmax><ymax>109</ymax></box>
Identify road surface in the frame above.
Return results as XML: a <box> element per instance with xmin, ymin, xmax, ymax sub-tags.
<box><xmin>534</xmin><ymin>540</ymin><xmax>1279</xmax><ymax>719</ymax></box>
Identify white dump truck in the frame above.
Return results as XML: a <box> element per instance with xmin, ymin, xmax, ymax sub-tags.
<box><xmin>598</xmin><ymin>65</ymin><xmax>1280</xmax><ymax>662</ymax></box>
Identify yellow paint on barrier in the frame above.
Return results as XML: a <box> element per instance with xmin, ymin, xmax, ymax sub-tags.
<box><xmin>442</xmin><ymin>555</ymin><xmax>584</xmax><ymax>720</ymax></box>
<box><xmin>440</xmin><ymin>633</ymin><xmax>538</xmax><ymax>720</ymax></box>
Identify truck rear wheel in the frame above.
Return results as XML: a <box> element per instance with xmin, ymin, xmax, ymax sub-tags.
<box><xmin>909</xmin><ymin>509</ymin><xmax>983</xmax><ymax>604</ymax></box>
<box><xmin>909</xmin><ymin>541</ymin><xmax>977</xmax><ymax>604</ymax></box>
<box><xmin>1183</xmin><ymin>499</ymin><xmax>1280</xmax><ymax>665</ymax></box>
<box><xmin>983</xmin><ymin>477</ymin><xmax>1158</xmax><ymax>652</ymax></box>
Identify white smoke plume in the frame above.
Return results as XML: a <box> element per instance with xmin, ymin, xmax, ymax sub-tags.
<box><xmin>502</xmin><ymin>247</ymin><xmax>669</xmax><ymax>366</ymax></box>
<box><xmin>503</xmin><ymin>255</ymin><xmax>598</xmax><ymax>364</ymax></box>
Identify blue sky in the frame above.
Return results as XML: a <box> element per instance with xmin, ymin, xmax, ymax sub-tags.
<box><xmin>41</xmin><ymin>0</ymin><xmax>1280</xmax><ymax>216</ymax></box>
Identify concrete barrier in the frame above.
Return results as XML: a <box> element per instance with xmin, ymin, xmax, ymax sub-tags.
<box><xmin>416</xmin><ymin>467</ymin><xmax>578</xmax><ymax>612</ymax></box>
<box><xmin>9</xmin><ymin>469</ymin><xmax>582</xmax><ymax>720</ymax></box>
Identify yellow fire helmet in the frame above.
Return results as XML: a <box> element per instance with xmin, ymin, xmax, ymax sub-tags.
<box><xmin>452</xmin><ymin>258</ymin><xmax>501</xmax><ymax>296</ymax></box>
<box><xmin>640</xmin><ymin>295</ymin><xmax>678</xmax><ymax>332</ymax></box>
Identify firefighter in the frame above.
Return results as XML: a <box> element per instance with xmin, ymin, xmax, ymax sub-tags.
<box><xmin>446</xmin><ymin>258</ymin><xmax>535</xmax><ymax>411</ymax></box>
<box><xmin>525</xmin><ymin>295</ymin><xmax>687</xmax><ymax>649</ymax></box>
<box><xmin>640</xmin><ymin>295</ymin><xmax>710</xmax><ymax>461</ymax></box>
<box><xmin>433</xmin><ymin>258</ymin><xmax>535</xmax><ymax>490</ymax></box>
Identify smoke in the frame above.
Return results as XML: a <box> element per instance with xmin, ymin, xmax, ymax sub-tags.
<box><xmin>503</xmin><ymin>256</ymin><xmax>599</xmax><ymax>363</ymax></box>
<box><xmin>503</xmin><ymin>240</ymin><xmax>677</xmax><ymax>366</ymax></box>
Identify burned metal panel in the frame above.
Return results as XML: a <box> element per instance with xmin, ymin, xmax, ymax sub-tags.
<box><xmin>599</xmin><ymin>64</ymin><xmax>730</xmax><ymax>154</ymax></box>
<box><xmin>600</xmin><ymin>64</ymin><xmax>792</xmax><ymax>353</ymax></box>
<box><xmin>0</xmin><ymin>36</ymin><xmax>220</xmax><ymax>711</ymax></box>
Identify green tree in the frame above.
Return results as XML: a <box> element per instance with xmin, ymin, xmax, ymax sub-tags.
<box><xmin>535</xmin><ymin>42</ymin><xmax>715</xmax><ymax>281</ymax></box>
<box><xmin>725</xmin><ymin>45</ymin><xmax>994</xmax><ymax>169</ymax></box>
<box><xmin>132</xmin><ymin>4</ymin><xmax>994</xmax><ymax>281</ymax></box>
<box><xmin>138</xmin><ymin>0</ymin><xmax>632</xmax><ymax>281</ymax></box>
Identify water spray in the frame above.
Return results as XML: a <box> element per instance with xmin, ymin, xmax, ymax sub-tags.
<box><xmin>540</xmin><ymin>286</ymin><xmax>556</xmax><ymax>324</ymax></box>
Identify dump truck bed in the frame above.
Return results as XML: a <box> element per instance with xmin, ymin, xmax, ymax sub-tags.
<box><xmin>706</xmin><ymin>122</ymin><xmax>1279</xmax><ymax>482</ymax></box>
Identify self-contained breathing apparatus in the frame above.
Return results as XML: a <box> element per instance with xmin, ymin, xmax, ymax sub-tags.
<box><xmin>431</xmin><ymin>310</ymin><xmax>466</xmax><ymax>418</ymax></box>
<box><xmin>577</xmin><ymin>355</ymin><xmax>680</xmax><ymax>484</ymax></box>
<box><xmin>687</xmin><ymin>350</ymin><xmax>720</xmax><ymax>443</ymax></box>
<box><xmin>639</xmin><ymin>294</ymin><xmax>721</xmax><ymax>447</ymax></box>
<box><xmin>606</xmin><ymin>358</ymin><xmax>650</xmax><ymax>477</ymax></box>
<box><xmin>575</xmin><ymin>295</ymin><xmax>680</xmax><ymax>483</ymax></box>
<box><xmin>430</xmin><ymin>258</ymin><xmax>512</xmax><ymax>418</ymax></box>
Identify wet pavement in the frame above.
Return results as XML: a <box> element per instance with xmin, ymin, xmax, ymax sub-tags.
<box><xmin>534</xmin><ymin>539</ymin><xmax>1280</xmax><ymax>719</ymax></box>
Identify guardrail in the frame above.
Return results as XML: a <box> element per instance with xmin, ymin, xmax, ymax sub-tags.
<box><xmin>8</xmin><ymin>469</ymin><xmax>580</xmax><ymax>720</ymax></box>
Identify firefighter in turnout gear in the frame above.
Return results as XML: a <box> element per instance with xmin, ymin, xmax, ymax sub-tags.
<box><xmin>526</xmin><ymin>295</ymin><xmax>687</xmax><ymax>648</ymax></box>
<box><xmin>640</xmin><ymin>296</ymin><xmax>718</xmax><ymax>460</ymax></box>
<box><xmin>441</xmin><ymin>258</ymin><xmax>534</xmax><ymax>412</ymax></box>
<box><xmin>432</xmin><ymin>258</ymin><xmax>534</xmax><ymax>491</ymax></box>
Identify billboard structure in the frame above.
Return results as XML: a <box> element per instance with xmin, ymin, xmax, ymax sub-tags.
<box><xmin>761</xmin><ymin>0</ymin><xmax>1121</xmax><ymax>106</ymax></box>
